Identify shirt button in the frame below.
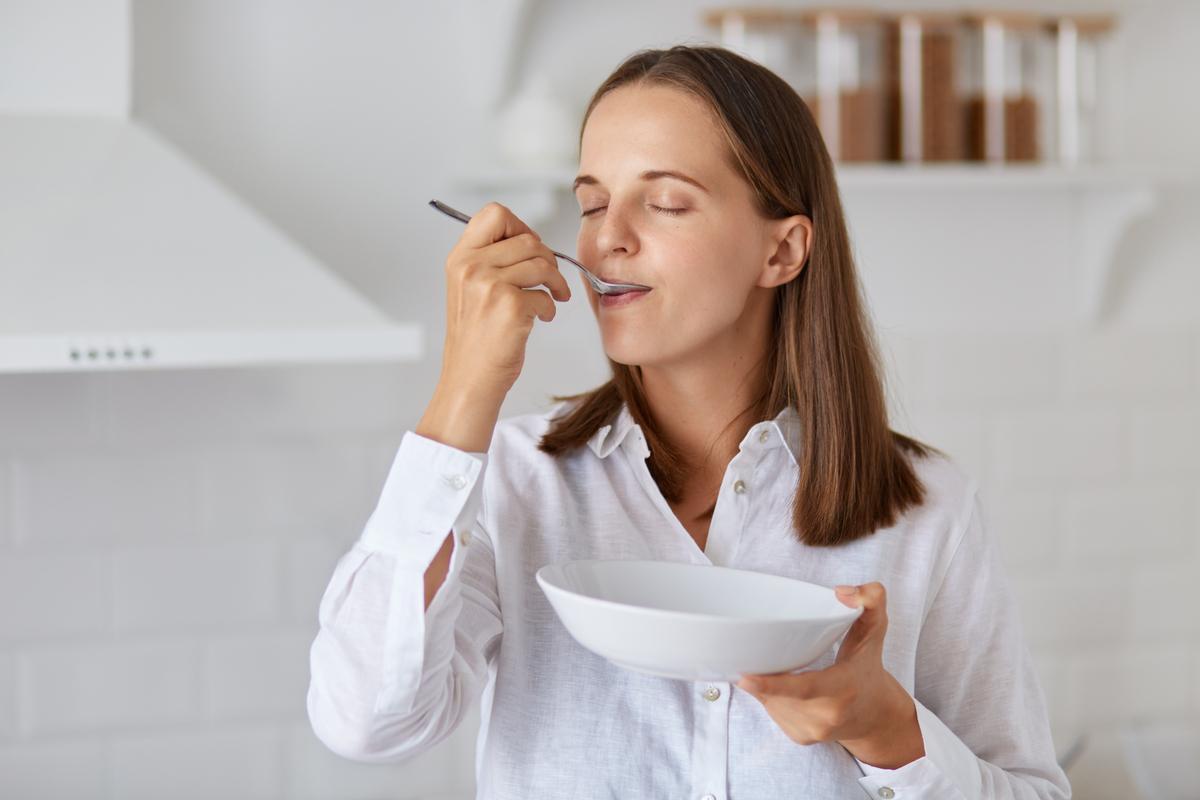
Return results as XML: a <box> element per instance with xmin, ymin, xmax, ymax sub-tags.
<box><xmin>458</xmin><ymin>530</ymin><xmax>470</xmax><ymax>547</ymax></box>
<box><xmin>878</xmin><ymin>788</ymin><xmax>895</xmax><ymax>799</ymax></box>
<box><xmin>700</xmin><ymin>795</ymin><xmax>717</xmax><ymax>800</ymax></box>
<box><xmin>702</xmin><ymin>686</ymin><xmax>721</xmax><ymax>701</ymax></box>
<box><xmin>758</xmin><ymin>429</ymin><xmax>769</xmax><ymax>443</ymax></box>
<box><xmin>733</xmin><ymin>479</ymin><xmax>746</xmax><ymax>494</ymax></box>
<box><xmin>447</xmin><ymin>474</ymin><xmax>467</xmax><ymax>490</ymax></box>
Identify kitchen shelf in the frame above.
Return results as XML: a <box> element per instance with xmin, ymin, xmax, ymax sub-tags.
<box><xmin>449</xmin><ymin>162</ymin><xmax>1187</xmax><ymax>324</ymax></box>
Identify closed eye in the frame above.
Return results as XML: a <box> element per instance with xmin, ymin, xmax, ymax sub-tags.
<box><xmin>580</xmin><ymin>205</ymin><xmax>687</xmax><ymax>218</ymax></box>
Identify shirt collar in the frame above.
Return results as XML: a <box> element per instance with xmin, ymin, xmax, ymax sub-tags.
<box><xmin>585</xmin><ymin>401</ymin><xmax>801</xmax><ymax>467</ymax></box>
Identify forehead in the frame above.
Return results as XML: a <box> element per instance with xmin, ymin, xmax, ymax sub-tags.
<box><xmin>579</xmin><ymin>83</ymin><xmax>730</xmax><ymax>176</ymax></box>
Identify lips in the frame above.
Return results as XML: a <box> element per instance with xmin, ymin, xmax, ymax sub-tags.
<box><xmin>598</xmin><ymin>274</ymin><xmax>650</xmax><ymax>288</ymax></box>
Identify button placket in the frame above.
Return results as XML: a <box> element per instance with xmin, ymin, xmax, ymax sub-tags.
<box><xmin>689</xmin><ymin>675</ymin><xmax>730</xmax><ymax>800</ymax></box>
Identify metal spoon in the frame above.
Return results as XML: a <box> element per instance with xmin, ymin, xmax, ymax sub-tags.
<box><xmin>428</xmin><ymin>199</ymin><xmax>652</xmax><ymax>296</ymax></box>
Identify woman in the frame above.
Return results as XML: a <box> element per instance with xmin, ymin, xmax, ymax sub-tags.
<box><xmin>307</xmin><ymin>45</ymin><xmax>1071</xmax><ymax>799</ymax></box>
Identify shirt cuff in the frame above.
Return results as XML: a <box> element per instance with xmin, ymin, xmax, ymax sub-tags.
<box><xmin>854</xmin><ymin>696</ymin><xmax>982</xmax><ymax>800</ymax></box>
<box><xmin>357</xmin><ymin>430</ymin><xmax>487</xmax><ymax>569</ymax></box>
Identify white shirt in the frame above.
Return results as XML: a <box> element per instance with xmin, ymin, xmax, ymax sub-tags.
<box><xmin>307</xmin><ymin>400</ymin><xmax>1072</xmax><ymax>799</ymax></box>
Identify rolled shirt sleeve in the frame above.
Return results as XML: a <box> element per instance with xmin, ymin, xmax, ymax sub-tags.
<box><xmin>307</xmin><ymin>430</ymin><xmax>502</xmax><ymax>762</ymax></box>
<box><xmin>852</xmin><ymin>489</ymin><xmax>1072</xmax><ymax>800</ymax></box>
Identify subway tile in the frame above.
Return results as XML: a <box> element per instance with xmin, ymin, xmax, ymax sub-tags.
<box><xmin>990</xmin><ymin>411</ymin><xmax>1126</xmax><ymax>486</ymax></box>
<box><xmin>100</xmin><ymin>364</ymin><xmax>415</xmax><ymax>446</ymax></box>
<box><xmin>0</xmin><ymin>738</ymin><xmax>107</xmax><ymax>799</ymax></box>
<box><xmin>0</xmin><ymin>459</ymin><xmax>11</xmax><ymax>548</ymax></box>
<box><xmin>204</xmin><ymin>630</ymin><xmax>312</xmax><ymax>721</ymax></box>
<box><xmin>981</xmin><ymin>487</ymin><xmax>1062</xmax><ymax>572</ymax></box>
<box><xmin>0</xmin><ymin>552</ymin><xmax>107</xmax><ymax>641</ymax></box>
<box><xmin>285</xmin><ymin>719</ymin><xmax>470</xmax><ymax>799</ymax></box>
<box><xmin>11</xmin><ymin>449</ymin><xmax>202</xmax><ymax>548</ymax></box>
<box><xmin>19</xmin><ymin>639</ymin><xmax>201</xmax><ymax>735</ymax></box>
<box><xmin>199</xmin><ymin>438</ymin><xmax>373</xmax><ymax>541</ymax></box>
<box><xmin>1062</xmin><ymin>484</ymin><xmax>1197</xmax><ymax>564</ymax></box>
<box><xmin>110</xmin><ymin>723</ymin><xmax>282</xmax><ymax>800</ymax></box>
<box><xmin>1126</xmin><ymin>560</ymin><xmax>1200</xmax><ymax>641</ymax></box>
<box><xmin>0</xmin><ymin>653</ymin><xmax>15</xmax><ymax>741</ymax></box>
<box><xmin>112</xmin><ymin>538</ymin><xmax>279</xmax><ymax>633</ymax></box>
<box><xmin>920</xmin><ymin>333</ymin><xmax>1061</xmax><ymax>410</ymax></box>
<box><xmin>1061</xmin><ymin>326</ymin><xmax>1195</xmax><ymax>402</ymax></box>
<box><xmin>1011</xmin><ymin>568</ymin><xmax>1137</xmax><ymax>648</ymax></box>
<box><xmin>0</xmin><ymin>374</ymin><xmax>104</xmax><ymax>450</ymax></box>
<box><xmin>1129</xmin><ymin>403</ymin><xmax>1200</xmax><ymax>479</ymax></box>
<box><xmin>1067</xmin><ymin>645</ymin><xmax>1194</xmax><ymax>727</ymax></box>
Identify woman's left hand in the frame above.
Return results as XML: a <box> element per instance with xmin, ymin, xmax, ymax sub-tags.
<box><xmin>735</xmin><ymin>582</ymin><xmax>926</xmax><ymax>769</ymax></box>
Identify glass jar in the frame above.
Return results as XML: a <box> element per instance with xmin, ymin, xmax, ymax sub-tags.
<box><xmin>704</xmin><ymin>8</ymin><xmax>813</xmax><ymax>103</ymax></box>
<box><xmin>960</xmin><ymin>12</ymin><xmax>1054</xmax><ymax>162</ymax></box>
<box><xmin>1045</xmin><ymin>13</ymin><xmax>1116</xmax><ymax>165</ymax></box>
<box><xmin>704</xmin><ymin>7</ymin><xmax>888</xmax><ymax>162</ymax></box>
<box><xmin>800</xmin><ymin>9</ymin><xmax>889</xmax><ymax>162</ymax></box>
<box><xmin>883</xmin><ymin>12</ymin><xmax>964</xmax><ymax>162</ymax></box>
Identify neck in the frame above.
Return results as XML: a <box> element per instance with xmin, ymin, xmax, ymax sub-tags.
<box><xmin>639</xmin><ymin>312</ymin><xmax>772</xmax><ymax>482</ymax></box>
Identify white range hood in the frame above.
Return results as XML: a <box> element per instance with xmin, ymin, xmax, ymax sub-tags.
<box><xmin>0</xmin><ymin>0</ymin><xmax>420</xmax><ymax>374</ymax></box>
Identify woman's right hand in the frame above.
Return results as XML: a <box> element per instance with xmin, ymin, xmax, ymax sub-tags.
<box><xmin>439</xmin><ymin>202</ymin><xmax>572</xmax><ymax>398</ymax></box>
<box><xmin>416</xmin><ymin>202</ymin><xmax>572</xmax><ymax>454</ymax></box>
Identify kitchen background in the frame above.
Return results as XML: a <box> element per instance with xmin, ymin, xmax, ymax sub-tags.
<box><xmin>2</xmin><ymin>0</ymin><xmax>1198</xmax><ymax>798</ymax></box>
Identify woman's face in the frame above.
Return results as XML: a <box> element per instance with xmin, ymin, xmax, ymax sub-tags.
<box><xmin>574</xmin><ymin>83</ymin><xmax>789</xmax><ymax>369</ymax></box>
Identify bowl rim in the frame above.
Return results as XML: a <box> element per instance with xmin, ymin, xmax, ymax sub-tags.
<box><xmin>535</xmin><ymin>559</ymin><xmax>864</xmax><ymax>626</ymax></box>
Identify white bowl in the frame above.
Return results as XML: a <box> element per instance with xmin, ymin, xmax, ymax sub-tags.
<box><xmin>535</xmin><ymin>559</ymin><xmax>863</xmax><ymax>683</ymax></box>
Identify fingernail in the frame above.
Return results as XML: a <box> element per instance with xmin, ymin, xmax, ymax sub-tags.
<box><xmin>835</xmin><ymin>585</ymin><xmax>858</xmax><ymax>595</ymax></box>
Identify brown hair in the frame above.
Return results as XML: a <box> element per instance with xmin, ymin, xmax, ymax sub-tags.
<box><xmin>537</xmin><ymin>44</ymin><xmax>942</xmax><ymax>547</ymax></box>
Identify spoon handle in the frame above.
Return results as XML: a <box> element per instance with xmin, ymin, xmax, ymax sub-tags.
<box><xmin>428</xmin><ymin>199</ymin><xmax>471</xmax><ymax>225</ymax></box>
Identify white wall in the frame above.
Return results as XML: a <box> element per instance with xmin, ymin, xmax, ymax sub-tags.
<box><xmin>1</xmin><ymin>1</ymin><xmax>1198</xmax><ymax>798</ymax></box>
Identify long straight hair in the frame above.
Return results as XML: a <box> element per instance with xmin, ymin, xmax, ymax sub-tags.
<box><xmin>537</xmin><ymin>45</ymin><xmax>941</xmax><ymax>547</ymax></box>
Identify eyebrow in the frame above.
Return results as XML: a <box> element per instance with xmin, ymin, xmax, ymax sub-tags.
<box><xmin>572</xmin><ymin>169</ymin><xmax>710</xmax><ymax>194</ymax></box>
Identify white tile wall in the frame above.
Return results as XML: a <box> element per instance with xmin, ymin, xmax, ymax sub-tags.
<box><xmin>111</xmin><ymin>538</ymin><xmax>280</xmax><ymax>632</ymax></box>
<box><xmin>0</xmin><ymin>652</ymin><xmax>16</xmax><ymax>741</ymax></box>
<box><xmin>0</xmin><ymin>552</ymin><xmax>108</xmax><ymax>640</ymax></box>
<box><xmin>0</xmin><ymin>362</ymin><xmax>483</xmax><ymax>799</ymax></box>
<box><xmin>0</xmin><ymin>738</ymin><xmax>109</xmax><ymax>799</ymax></box>
<box><xmin>109</xmin><ymin>724</ymin><xmax>283</xmax><ymax>800</ymax></box>
<box><xmin>19</xmin><ymin>638</ymin><xmax>202</xmax><ymax>735</ymax></box>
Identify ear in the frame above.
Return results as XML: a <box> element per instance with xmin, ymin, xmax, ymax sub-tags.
<box><xmin>757</xmin><ymin>214</ymin><xmax>812</xmax><ymax>289</ymax></box>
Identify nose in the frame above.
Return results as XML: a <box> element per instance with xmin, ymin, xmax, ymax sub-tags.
<box><xmin>591</xmin><ymin>199</ymin><xmax>637</xmax><ymax>260</ymax></box>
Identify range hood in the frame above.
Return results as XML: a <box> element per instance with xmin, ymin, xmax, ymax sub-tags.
<box><xmin>0</xmin><ymin>1</ymin><xmax>420</xmax><ymax>374</ymax></box>
<box><xmin>0</xmin><ymin>115</ymin><xmax>420</xmax><ymax>374</ymax></box>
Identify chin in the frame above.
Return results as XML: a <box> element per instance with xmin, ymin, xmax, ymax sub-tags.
<box><xmin>600</xmin><ymin>334</ymin><xmax>656</xmax><ymax>367</ymax></box>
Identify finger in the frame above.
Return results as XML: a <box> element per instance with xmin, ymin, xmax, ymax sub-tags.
<box><xmin>460</xmin><ymin>202</ymin><xmax>537</xmax><ymax>248</ymax></box>
<box><xmin>833</xmin><ymin>582</ymin><xmax>887</xmax><ymax>654</ymax></box>
<box><xmin>480</xmin><ymin>237</ymin><xmax>570</xmax><ymax>299</ymax></box>
<box><xmin>480</xmin><ymin>231</ymin><xmax>545</xmax><ymax>268</ymax></box>
<box><xmin>494</xmin><ymin>257</ymin><xmax>571</xmax><ymax>302</ymax></box>
<box><xmin>514</xmin><ymin>287</ymin><xmax>556</xmax><ymax>323</ymax></box>
<box><xmin>738</xmin><ymin>667</ymin><xmax>831</xmax><ymax>700</ymax></box>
